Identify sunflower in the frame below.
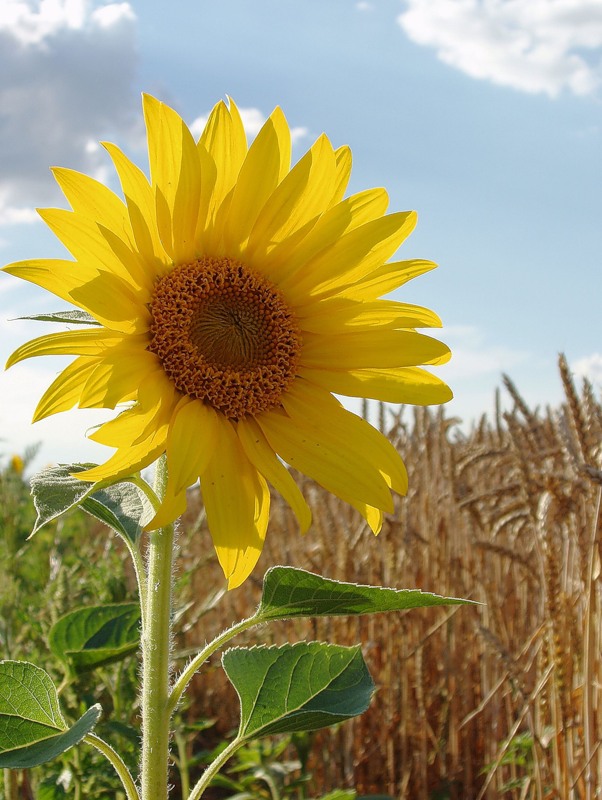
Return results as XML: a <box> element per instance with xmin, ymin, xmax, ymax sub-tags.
<box><xmin>4</xmin><ymin>96</ymin><xmax>451</xmax><ymax>588</ymax></box>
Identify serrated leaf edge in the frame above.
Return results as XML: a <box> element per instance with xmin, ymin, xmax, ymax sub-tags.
<box><xmin>258</xmin><ymin>565</ymin><xmax>474</xmax><ymax>616</ymax></box>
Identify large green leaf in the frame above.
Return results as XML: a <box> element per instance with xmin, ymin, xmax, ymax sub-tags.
<box><xmin>256</xmin><ymin>566</ymin><xmax>470</xmax><ymax>621</ymax></box>
<box><xmin>49</xmin><ymin>603</ymin><xmax>141</xmax><ymax>673</ymax></box>
<box><xmin>30</xmin><ymin>464</ymin><xmax>154</xmax><ymax>543</ymax></box>
<box><xmin>0</xmin><ymin>661</ymin><xmax>100</xmax><ymax>768</ymax></box>
<box><xmin>16</xmin><ymin>310</ymin><xmax>99</xmax><ymax>325</ymax></box>
<box><xmin>223</xmin><ymin>642</ymin><xmax>374</xmax><ymax>739</ymax></box>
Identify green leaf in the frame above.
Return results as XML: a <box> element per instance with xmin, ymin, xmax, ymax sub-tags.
<box><xmin>0</xmin><ymin>661</ymin><xmax>101</xmax><ymax>768</ymax></box>
<box><xmin>31</xmin><ymin>463</ymin><xmax>100</xmax><ymax>534</ymax></box>
<box><xmin>257</xmin><ymin>566</ymin><xmax>470</xmax><ymax>621</ymax></box>
<box><xmin>49</xmin><ymin>603</ymin><xmax>141</xmax><ymax>673</ymax></box>
<box><xmin>16</xmin><ymin>310</ymin><xmax>99</xmax><ymax>325</ymax></box>
<box><xmin>223</xmin><ymin>642</ymin><xmax>374</xmax><ymax>739</ymax></box>
<box><xmin>81</xmin><ymin>481</ymin><xmax>155</xmax><ymax>544</ymax></box>
<box><xmin>30</xmin><ymin>464</ymin><xmax>154</xmax><ymax>544</ymax></box>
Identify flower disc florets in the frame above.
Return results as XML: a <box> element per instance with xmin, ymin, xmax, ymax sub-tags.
<box><xmin>147</xmin><ymin>256</ymin><xmax>302</xmax><ymax>420</ymax></box>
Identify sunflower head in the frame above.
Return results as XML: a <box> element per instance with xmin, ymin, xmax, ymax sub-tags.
<box><xmin>4</xmin><ymin>95</ymin><xmax>451</xmax><ymax>588</ymax></box>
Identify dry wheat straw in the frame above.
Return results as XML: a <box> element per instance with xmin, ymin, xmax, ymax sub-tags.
<box><xmin>173</xmin><ymin>356</ymin><xmax>601</xmax><ymax>799</ymax></box>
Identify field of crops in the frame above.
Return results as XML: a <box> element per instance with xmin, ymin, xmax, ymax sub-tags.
<box><xmin>2</xmin><ymin>355</ymin><xmax>601</xmax><ymax>799</ymax></box>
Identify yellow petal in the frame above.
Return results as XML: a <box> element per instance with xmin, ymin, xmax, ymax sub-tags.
<box><xmin>197</xmin><ymin>98</ymin><xmax>247</xmax><ymax>245</ymax></box>
<box><xmin>79</xmin><ymin>349</ymin><xmax>159</xmax><ymax>409</ymax></box>
<box><xmin>202</xmin><ymin>417</ymin><xmax>269</xmax><ymax>589</ymax></box>
<box><xmin>258</xmin><ymin>187</ymin><xmax>389</xmax><ymax>284</ymax></box>
<box><xmin>357</xmin><ymin>504</ymin><xmax>384</xmax><ymax>535</ymax></box>
<box><xmin>164</xmin><ymin>397</ymin><xmax>220</xmax><ymax>495</ymax></box>
<box><xmin>258</xmin><ymin>405</ymin><xmax>393</xmax><ymax>514</ymax></box>
<box><xmin>68</xmin><ymin>269</ymin><xmax>150</xmax><ymax>334</ymax></box>
<box><xmin>237</xmin><ymin>416</ymin><xmax>312</xmax><ymax>534</ymax></box>
<box><xmin>2</xmin><ymin>259</ymin><xmax>100</xmax><ymax>305</ymax></box>
<box><xmin>297</xmin><ymin>298</ymin><xmax>442</xmax><ymax>334</ymax></box>
<box><xmin>52</xmin><ymin>167</ymin><xmax>134</xmax><ymax>245</ymax></box>
<box><xmin>146</xmin><ymin>488</ymin><xmax>187</xmax><ymax>531</ymax></box>
<box><xmin>76</xmin><ymin>429</ymin><xmax>169</xmax><ymax>485</ymax></box>
<box><xmin>329</xmin><ymin>145</ymin><xmax>352</xmax><ymax>207</ymax></box>
<box><xmin>146</xmin><ymin>397</ymin><xmax>220</xmax><ymax>530</ymax></box>
<box><xmin>194</xmin><ymin>145</ymin><xmax>217</xmax><ymax>249</ymax></box>
<box><xmin>299</xmin><ymin>365</ymin><xmax>453</xmax><ymax>405</ymax></box>
<box><xmin>6</xmin><ymin>329</ymin><xmax>127</xmax><ymax>368</ymax></box>
<box><xmin>282</xmin><ymin>211</ymin><xmax>417</xmax><ymax>302</ymax></box>
<box><xmin>222</xmin><ymin>107</ymin><xmax>291</xmax><ymax>254</ymax></box>
<box><xmin>299</xmin><ymin>329</ymin><xmax>451</xmax><ymax>370</ymax></box>
<box><xmin>102</xmin><ymin>140</ymin><xmax>168</xmax><ymax>270</ymax></box>
<box><xmin>33</xmin><ymin>357</ymin><xmax>98</xmax><ymax>421</ymax></box>
<box><xmin>143</xmin><ymin>94</ymin><xmax>202</xmax><ymax>263</ymax></box>
<box><xmin>281</xmin><ymin>379</ymin><xmax>408</xmax><ymax>495</ymax></box>
<box><xmin>77</xmin><ymin>374</ymin><xmax>175</xmax><ymax>483</ymax></box>
<box><xmin>340</xmin><ymin>259</ymin><xmax>437</xmax><ymax>301</ymax></box>
<box><xmin>38</xmin><ymin>208</ymin><xmax>149</xmax><ymax>293</ymax></box>
<box><xmin>246</xmin><ymin>134</ymin><xmax>337</xmax><ymax>262</ymax></box>
<box><xmin>89</xmin><ymin>370</ymin><xmax>176</xmax><ymax>447</ymax></box>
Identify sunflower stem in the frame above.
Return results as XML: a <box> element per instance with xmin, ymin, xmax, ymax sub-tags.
<box><xmin>167</xmin><ymin>615</ymin><xmax>257</xmax><ymax>716</ymax></box>
<box><xmin>140</xmin><ymin>455</ymin><xmax>174</xmax><ymax>800</ymax></box>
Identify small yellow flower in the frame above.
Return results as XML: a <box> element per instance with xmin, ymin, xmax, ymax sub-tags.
<box><xmin>10</xmin><ymin>454</ymin><xmax>24</xmax><ymax>475</ymax></box>
<box><xmin>4</xmin><ymin>96</ymin><xmax>451</xmax><ymax>588</ymax></box>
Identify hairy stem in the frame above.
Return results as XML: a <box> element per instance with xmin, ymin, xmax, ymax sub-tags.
<box><xmin>140</xmin><ymin>456</ymin><xmax>174</xmax><ymax>800</ymax></box>
<box><xmin>167</xmin><ymin>616</ymin><xmax>256</xmax><ymax>717</ymax></box>
<box><xmin>85</xmin><ymin>733</ymin><xmax>140</xmax><ymax>800</ymax></box>
<box><xmin>187</xmin><ymin>737</ymin><xmax>244</xmax><ymax>800</ymax></box>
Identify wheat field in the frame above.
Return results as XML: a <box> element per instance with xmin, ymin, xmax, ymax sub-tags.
<box><xmin>174</xmin><ymin>355</ymin><xmax>602</xmax><ymax>800</ymax></box>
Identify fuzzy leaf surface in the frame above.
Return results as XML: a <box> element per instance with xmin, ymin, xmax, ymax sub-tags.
<box><xmin>256</xmin><ymin>566</ymin><xmax>469</xmax><ymax>621</ymax></box>
<box><xmin>81</xmin><ymin>482</ymin><xmax>155</xmax><ymax>544</ymax></box>
<box><xmin>223</xmin><ymin>642</ymin><xmax>374</xmax><ymax>739</ymax></box>
<box><xmin>49</xmin><ymin>604</ymin><xmax>141</xmax><ymax>673</ymax></box>
<box><xmin>0</xmin><ymin>661</ymin><xmax>100</xmax><ymax>767</ymax></box>
<box><xmin>31</xmin><ymin>464</ymin><xmax>153</xmax><ymax>543</ymax></box>
<box><xmin>31</xmin><ymin>463</ymin><xmax>100</xmax><ymax>534</ymax></box>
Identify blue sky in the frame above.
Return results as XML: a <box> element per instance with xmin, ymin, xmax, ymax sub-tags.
<box><xmin>1</xmin><ymin>0</ymin><xmax>601</xmax><ymax>466</ymax></box>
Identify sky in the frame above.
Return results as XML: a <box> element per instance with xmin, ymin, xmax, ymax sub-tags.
<box><xmin>1</xmin><ymin>0</ymin><xmax>601</xmax><ymax>468</ymax></box>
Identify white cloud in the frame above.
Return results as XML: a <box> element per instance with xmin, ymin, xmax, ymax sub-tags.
<box><xmin>356</xmin><ymin>2</ymin><xmax>374</xmax><ymax>11</ymax></box>
<box><xmin>0</xmin><ymin>0</ymin><xmax>88</xmax><ymax>45</ymax></box>
<box><xmin>91</xmin><ymin>2</ymin><xmax>134</xmax><ymax>28</ymax></box>
<box><xmin>397</xmin><ymin>0</ymin><xmax>602</xmax><ymax>97</ymax></box>
<box><xmin>190</xmin><ymin>106</ymin><xmax>309</xmax><ymax>146</ymax></box>
<box><xmin>0</xmin><ymin>191</ymin><xmax>39</xmax><ymax>225</ymax></box>
<box><xmin>0</xmin><ymin>360</ymin><xmax>111</xmax><ymax>467</ymax></box>
<box><xmin>440</xmin><ymin>324</ymin><xmax>529</xmax><ymax>379</ymax></box>
<box><xmin>0</xmin><ymin>0</ymin><xmax>139</xmax><ymax>226</ymax></box>
<box><xmin>572</xmin><ymin>352</ymin><xmax>602</xmax><ymax>384</ymax></box>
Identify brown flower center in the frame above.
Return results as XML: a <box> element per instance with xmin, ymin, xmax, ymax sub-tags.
<box><xmin>147</xmin><ymin>257</ymin><xmax>301</xmax><ymax>419</ymax></box>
